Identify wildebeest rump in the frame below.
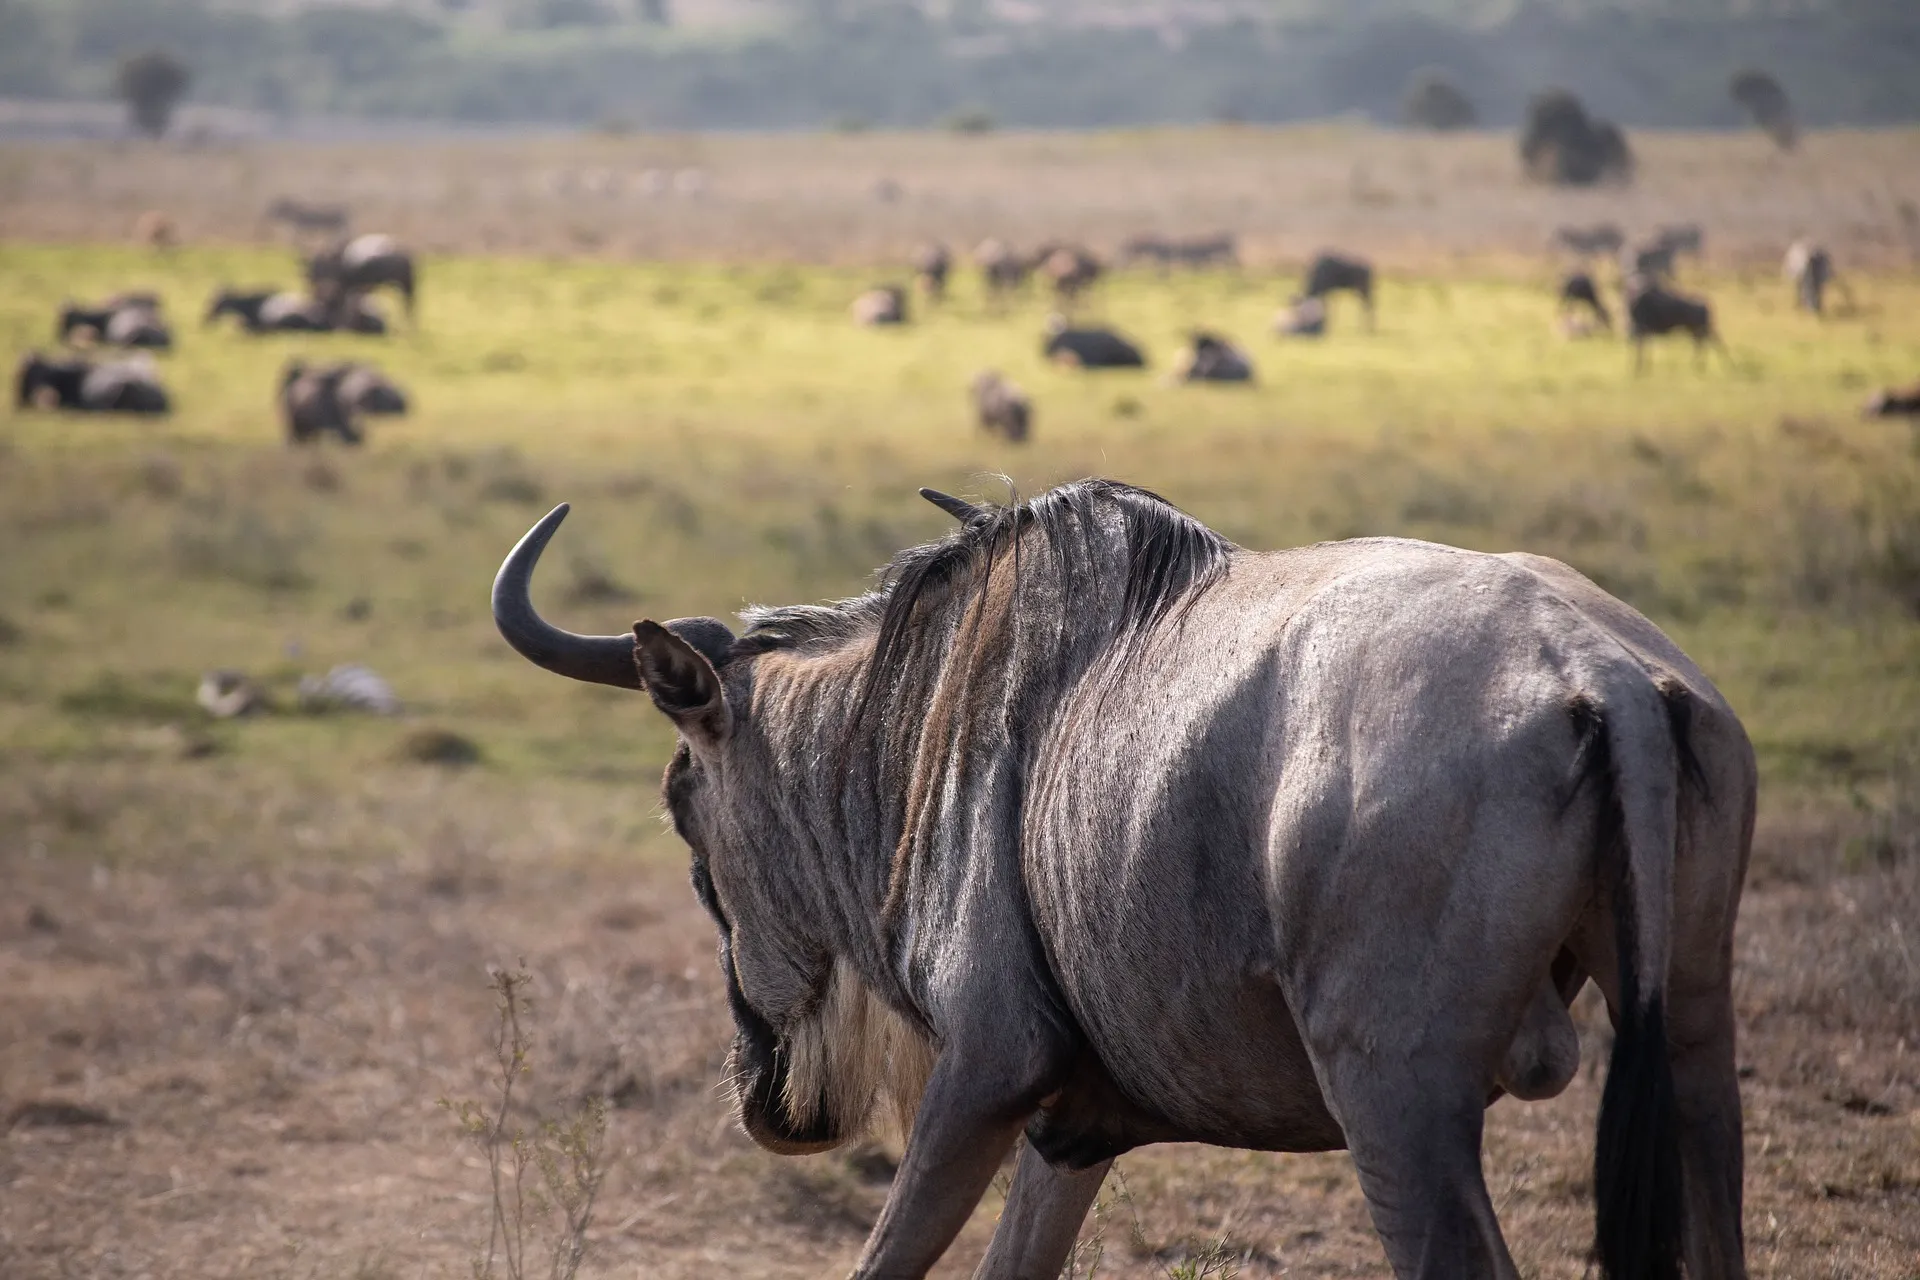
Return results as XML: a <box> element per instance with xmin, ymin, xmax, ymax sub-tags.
<box><xmin>306</xmin><ymin>234</ymin><xmax>416</xmax><ymax>322</ymax></box>
<box><xmin>913</xmin><ymin>243</ymin><xmax>951</xmax><ymax>302</ymax></box>
<box><xmin>970</xmin><ymin>370</ymin><xmax>1031</xmax><ymax>443</ymax></box>
<box><xmin>1783</xmin><ymin>240</ymin><xmax>1848</xmax><ymax>316</ymax></box>
<box><xmin>1043</xmin><ymin>317</ymin><xmax>1145</xmax><ymax>368</ymax></box>
<box><xmin>1302</xmin><ymin>252</ymin><xmax>1374</xmax><ymax>328</ymax></box>
<box><xmin>279</xmin><ymin>360</ymin><xmax>363</xmax><ymax>445</ymax></box>
<box><xmin>1625</xmin><ymin>275</ymin><xmax>1725</xmax><ymax>371</ymax></box>
<box><xmin>16</xmin><ymin>352</ymin><xmax>169</xmax><ymax>414</ymax></box>
<box><xmin>851</xmin><ymin>285</ymin><xmax>908</xmax><ymax>327</ymax></box>
<box><xmin>491</xmin><ymin>479</ymin><xmax>1754</xmax><ymax>1280</ymax></box>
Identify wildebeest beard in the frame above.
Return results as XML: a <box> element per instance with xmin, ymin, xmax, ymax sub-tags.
<box><xmin>696</xmin><ymin>480</ymin><xmax>1232</xmax><ymax>1148</ymax></box>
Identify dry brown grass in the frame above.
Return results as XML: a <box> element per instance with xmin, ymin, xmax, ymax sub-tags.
<box><xmin>3</xmin><ymin>126</ymin><xmax>1918</xmax><ymax>267</ymax></box>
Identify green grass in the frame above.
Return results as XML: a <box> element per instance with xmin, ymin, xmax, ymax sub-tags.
<box><xmin>4</xmin><ymin>242</ymin><xmax>1919</xmax><ymax>838</ymax></box>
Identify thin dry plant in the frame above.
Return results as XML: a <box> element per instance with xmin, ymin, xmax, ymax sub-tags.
<box><xmin>443</xmin><ymin>965</ymin><xmax>610</xmax><ymax>1280</ymax></box>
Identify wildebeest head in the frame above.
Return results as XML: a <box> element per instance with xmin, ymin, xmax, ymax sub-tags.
<box><xmin>492</xmin><ymin>505</ymin><xmax>947</xmax><ymax>1153</ymax></box>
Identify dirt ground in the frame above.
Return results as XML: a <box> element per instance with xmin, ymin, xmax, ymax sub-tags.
<box><xmin>0</xmin><ymin>766</ymin><xmax>1914</xmax><ymax>1280</ymax></box>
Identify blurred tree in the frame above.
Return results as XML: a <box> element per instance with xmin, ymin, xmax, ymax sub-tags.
<box><xmin>114</xmin><ymin>49</ymin><xmax>192</xmax><ymax>138</ymax></box>
<box><xmin>1401</xmin><ymin>68</ymin><xmax>1476</xmax><ymax>130</ymax></box>
<box><xmin>1730</xmin><ymin>68</ymin><xmax>1797</xmax><ymax>149</ymax></box>
<box><xmin>1520</xmin><ymin>88</ymin><xmax>1632</xmax><ymax>186</ymax></box>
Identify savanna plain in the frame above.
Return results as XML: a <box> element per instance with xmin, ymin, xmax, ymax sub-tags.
<box><xmin>1</xmin><ymin>127</ymin><xmax>1918</xmax><ymax>1279</ymax></box>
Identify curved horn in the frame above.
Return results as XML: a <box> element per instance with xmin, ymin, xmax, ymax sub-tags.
<box><xmin>492</xmin><ymin>504</ymin><xmax>642</xmax><ymax>690</ymax></box>
<box><xmin>919</xmin><ymin>487</ymin><xmax>986</xmax><ymax>524</ymax></box>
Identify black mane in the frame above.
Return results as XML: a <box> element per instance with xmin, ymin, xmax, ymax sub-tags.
<box><xmin>734</xmin><ymin>478</ymin><xmax>1231</xmax><ymax>687</ymax></box>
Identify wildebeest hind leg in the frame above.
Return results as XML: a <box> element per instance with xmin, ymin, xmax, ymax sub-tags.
<box><xmin>973</xmin><ymin>1142</ymin><xmax>1110</xmax><ymax>1279</ymax></box>
<box><xmin>1321</xmin><ymin>1059</ymin><xmax>1520</xmax><ymax>1279</ymax></box>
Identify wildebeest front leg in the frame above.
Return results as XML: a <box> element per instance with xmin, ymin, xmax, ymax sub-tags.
<box><xmin>974</xmin><ymin>1143</ymin><xmax>1111</xmax><ymax>1280</ymax></box>
<box><xmin>850</xmin><ymin>1050</ymin><xmax>1044</xmax><ymax>1279</ymax></box>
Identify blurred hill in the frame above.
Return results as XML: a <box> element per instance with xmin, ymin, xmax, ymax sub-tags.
<box><xmin>0</xmin><ymin>0</ymin><xmax>1914</xmax><ymax>132</ymax></box>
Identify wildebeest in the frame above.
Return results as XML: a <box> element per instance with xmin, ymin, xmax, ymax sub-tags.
<box><xmin>16</xmin><ymin>351</ymin><xmax>170</xmax><ymax>414</ymax></box>
<box><xmin>851</xmin><ymin>286</ymin><xmax>909</xmax><ymax>327</ymax></box>
<box><xmin>970</xmin><ymin>370</ymin><xmax>1031</xmax><ymax>443</ymax></box>
<box><xmin>205</xmin><ymin>287</ymin><xmax>386</xmax><ymax>335</ymax></box>
<box><xmin>1036</xmin><ymin>244</ymin><xmax>1102</xmax><ymax>305</ymax></box>
<box><xmin>1552</xmin><ymin>223</ymin><xmax>1625</xmax><ymax>258</ymax></box>
<box><xmin>1043</xmin><ymin>316</ymin><xmax>1145</xmax><ymax>369</ymax></box>
<box><xmin>332</xmin><ymin>362</ymin><xmax>408</xmax><ymax>415</ymax></box>
<box><xmin>974</xmin><ymin>239</ymin><xmax>1030</xmax><ymax>302</ymax></box>
<box><xmin>1302</xmin><ymin>252</ymin><xmax>1375</xmax><ymax>329</ymax></box>
<box><xmin>278</xmin><ymin>360</ymin><xmax>363</xmax><ymax>445</ymax></box>
<box><xmin>1170</xmin><ymin>331</ymin><xmax>1254</xmax><ymax>383</ymax></box>
<box><xmin>1783</xmin><ymin>239</ymin><xmax>1848</xmax><ymax>316</ymax></box>
<box><xmin>1118</xmin><ymin>233</ymin><xmax>1238</xmax><ymax>271</ymax></box>
<box><xmin>133</xmin><ymin>209</ymin><xmax>178</xmax><ymax>250</ymax></box>
<box><xmin>490</xmin><ymin>478</ymin><xmax>1754</xmax><ymax>1280</ymax></box>
<box><xmin>913</xmin><ymin>243</ymin><xmax>952</xmax><ymax>303</ymax></box>
<box><xmin>58</xmin><ymin>294</ymin><xmax>173</xmax><ymax>350</ymax></box>
<box><xmin>1862</xmin><ymin>382</ymin><xmax>1920</xmax><ymax>418</ymax></box>
<box><xmin>1625</xmin><ymin>275</ymin><xmax>1725</xmax><ymax>372</ymax></box>
<box><xmin>306</xmin><ymin>234</ymin><xmax>417</xmax><ymax>322</ymax></box>
<box><xmin>266</xmin><ymin>197</ymin><xmax>350</xmax><ymax>237</ymax></box>
<box><xmin>1273</xmin><ymin>295</ymin><xmax>1327</xmax><ymax>338</ymax></box>
<box><xmin>1558</xmin><ymin>271</ymin><xmax>1612</xmax><ymax>331</ymax></box>
<box><xmin>1654</xmin><ymin>223</ymin><xmax>1705</xmax><ymax>259</ymax></box>
<box><xmin>1621</xmin><ymin>240</ymin><xmax>1678</xmax><ymax>282</ymax></box>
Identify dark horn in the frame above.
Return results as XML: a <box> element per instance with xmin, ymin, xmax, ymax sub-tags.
<box><xmin>492</xmin><ymin>503</ymin><xmax>642</xmax><ymax>690</ymax></box>
<box><xmin>919</xmin><ymin>487</ymin><xmax>986</xmax><ymax>524</ymax></box>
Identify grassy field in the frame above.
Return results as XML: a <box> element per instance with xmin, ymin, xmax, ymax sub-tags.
<box><xmin>3</xmin><ymin>216</ymin><xmax>1919</xmax><ymax>1277</ymax></box>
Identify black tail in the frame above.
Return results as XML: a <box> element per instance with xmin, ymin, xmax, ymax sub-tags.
<box><xmin>1584</xmin><ymin>702</ymin><xmax>1687</xmax><ymax>1280</ymax></box>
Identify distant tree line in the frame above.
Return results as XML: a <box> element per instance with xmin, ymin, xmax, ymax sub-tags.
<box><xmin>0</xmin><ymin>0</ymin><xmax>1915</xmax><ymax>131</ymax></box>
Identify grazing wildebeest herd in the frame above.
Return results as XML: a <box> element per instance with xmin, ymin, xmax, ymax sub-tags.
<box><xmin>493</xmin><ymin>477</ymin><xmax>1758</xmax><ymax>1280</ymax></box>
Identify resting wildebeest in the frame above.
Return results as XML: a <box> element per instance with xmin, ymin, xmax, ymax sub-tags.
<box><xmin>1043</xmin><ymin>316</ymin><xmax>1145</xmax><ymax>369</ymax></box>
<box><xmin>58</xmin><ymin>294</ymin><xmax>173</xmax><ymax>350</ymax></box>
<box><xmin>332</xmin><ymin>361</ymin><xmax>408</xmax><ymax>415</ymax></box>
<box><xmin>1170</xmin><ymin>331</ymin><xmax>1254</xmax><ymax>383</ymax></box>
<box><xmin>1552</xmin><ymin>222</ymin><xmax>1625</xmax><ymax>259</ymax></box>
<box><xmin>491</xmin><ymin>479</ymin><xmax>1755</xmax><ymax>1280</ymax></box>
<box><xmin>1862</xmin><ymin>382</ymin><xmax>1920</xmax><ymax>418</ymax></box>
<box><xmin>1273</xmin><ymin>295</ymin><xmax>1327</xmax><ymax>338</ymax></box>
<box><xmin>969</xmin><ymin>370</ymin><xmax>1031</xmax><ymax>443</ymax></box>
<box><xmin>1302</xmin><ymin>252</ymin><xmax>1375</xmax><ymax>329</ymax></box>
<box><xmin>306</xmin><ymin>234</ymin><xmax>417</xmax><ymax>322</ymax></box>
<box><xmin>851</xmin><ymin>286</ymin><xmax>909</xmax><ymax>327</ymax></box>
<box><xmin>205</xmin><ymin>286</ymin><xmax>386</xmax><ymax>335</ymax></box>
<box><xmin>913</xmin><ymin>243</ymin><xmax>952</xmax><ymax>303</ymax></box>
<box><xmin>16</xmin><ymin>351</ymin><xmax>169</xmax><ymax>414</ymax></box>
<box><xmin>1625</xmin><ymin>275</ymin><xmax>1725</xmax><ymax>372</ymax></box>
<box><xmin>278</xmin><ymin>360</ymin><xmax>363</xmax><ymax>445</ymax></box>
<box><xmin>1559</xmin><ymin>271</ymin><xmax>1612</xmax><ymax>332</ymax></box>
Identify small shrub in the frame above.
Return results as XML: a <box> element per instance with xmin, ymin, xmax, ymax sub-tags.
<box><xmin>1519</xmin><ymin>89</ymin><xmax>1632</xmax><ymax>187</ymax></box>
<box><xmin>942</xmin><ymin>106</ymin><xmax>995</xmax><ymax>134</ymax></box>
<box><xmin>1730</xmin><ymin>68</ymin><xmax>1796</xmax><ymax>150</ymax></box>
<box><xmin>170</xmin><ymin>503</ymin><xmax>313</xmax><ymax>592</ymax></box>
<box><xmin>396</xmin><ymin>726</ymin><xmax>483</xmax><ymax>767</ymax></box>
<box><xmin>114</xmin><ymin>50</ymin><xmax>191</xmax><ymax>138</ymax></box>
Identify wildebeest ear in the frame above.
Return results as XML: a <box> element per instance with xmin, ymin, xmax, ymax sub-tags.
<box><xmin>633</xmin><ymin>620</ymin><xmax>728</xmax><ymax>742</ymax></box>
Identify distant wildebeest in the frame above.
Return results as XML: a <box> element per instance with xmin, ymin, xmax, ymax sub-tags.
<box><xmin>490</xmin><ymin>477</ymin><xmax>1755</xmax><ymax>1280</ymax></box>
<box><xmin>1302</xmin><ymin>252</ymin><xmax>1375</xmax><ymax>329</ymax></box>
<box><xmin>1553</xmin><ymin>223</ymin><xmax>1626</xmax><ymax>258</ymax></box>
<box><xmin>266</xmin><ymin>197</ymin><xmax>350</xmax><ymax>237</ymax></box>
<box><xmin>1625</xmin><ymin>275</ymin><xmax>1725</xmax><ymax>372</ymax></box>
<box><xmin>1119</xmin><ymin>233</ymin><xmax>1238</xmax><ymax>271</ymax></box>
<box><xmin>1558</xmin><ymin>271</ymin><xmax>1612</xmax><ymax>332</ymax></box>
<box><xmin>851</xmin><ymin>285</ymin><xmax>909</xmax><ymax>327</ymax></box>
<box><xmin>1783</xmin><ymin>240</ymin><xmax>1849</xmax><ymax>316</ymax></box>
<box><xmin>58</xmin><ymin>294</ymin><xmax>173</xmax><ymax>350</ymax></box>
<box><xmin>306</xmin><ymin>234</ymin><xmax>417</xmax><ymax>323</ymax></box>
<box><xmin>914</xmin><ymin>243</ymin><xmax>952</xmax><ymax>303</ymax></box>
<box><xmin>1035</xmin><ymin>244</ymin><xmax>1102</xmax><ymax>305</ymax></box>
<box><xmin>1273</xmin><ymin>295</ymin><xmax>1327</xmax><ymax>338</ymax></box>
<box><xmin>205</xmin><ymin>286</ymin><xmax>386</xmax><ymax>335</ymax></box>
<box><xmin>970</xmin><ymin>370</ymin><xmax>1031</xmax><ymax>443</ymax></box>
<box><xmin>279</xmin><ymin>360</ymin><xmax>364</xmax><ymax>446</ymax></box>
<box><xmin>1654</xmin><ymin>223</ymin><xmax>1705</xmax><ymax>259</ymax></box>
<box><xmin>1043</xmin><ymin>315</ymin><xmax>1145</xmax><ymax>369</ymax></box>
<box><xmin>1862</xmin><ymin>382</ymin><xmax>1920</xmax><ymax>418</ymax></box>
<box><xmin>16</xmin><ymin>351</ymin><xmax>169</xmax><ymax>414</ymax></box>
<box><xmin>133</xmin><ymin>209</ymin><xmax>178</xmax><ymax>250</ymax></box>
<box><xmin>1621</xmin><ymin>240</ymin><xmax>1678</xmax><ymax>282</ymax></box>
<box><xmin>1170</xmin><ymin>331</ymin><xmax>1254</xmax><ymax>383</ymax></box>
<box><xmin>974</xmin><ymin>239</ymin><xmax>1030</xmax><ymax>302</ymax></box>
